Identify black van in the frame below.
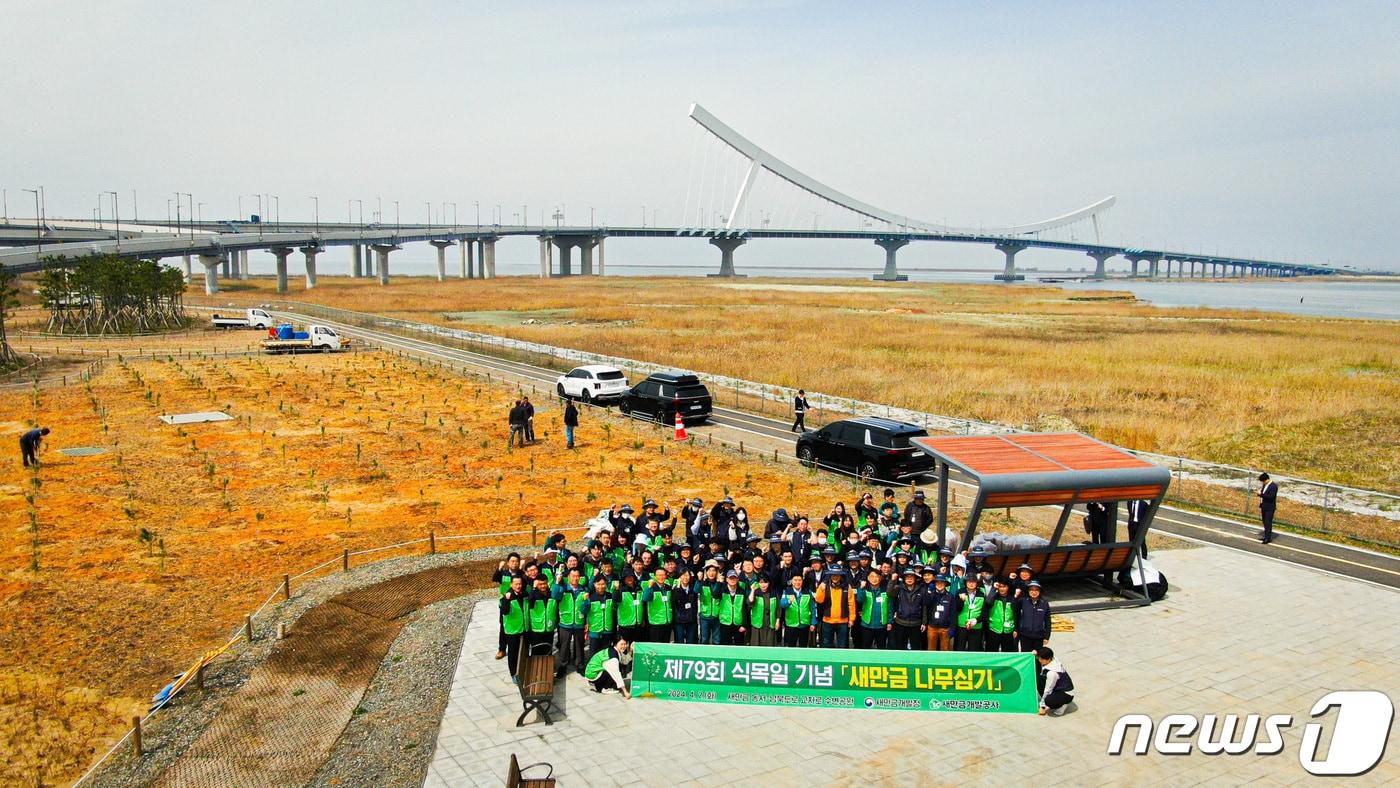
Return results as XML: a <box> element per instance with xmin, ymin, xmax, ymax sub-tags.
<box><xmin>795</xmin><ymin>417</ymin><xmax>934</xmax><ymax>481</ymax></box>
<box><xmin>619</xmin><ymin>371</ymin><xmax>713</xmax><ymax>424</ymax></box>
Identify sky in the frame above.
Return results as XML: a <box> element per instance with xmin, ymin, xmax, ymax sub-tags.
<box><xmin>2</xmin><ymin>0</ymin><xmax>1397</xmax><ymax>272</ymax></box>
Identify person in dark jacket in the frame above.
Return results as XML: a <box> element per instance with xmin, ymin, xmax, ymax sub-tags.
<box><xmin>763</xmin><ymin>508</ymin><xmax>793</xmax><ymax>540</ymax></box>
<box><xmin>670</xmin><ymin>567</ymin><xmax>698</xmax><ymax>644</ymax></box>
<box><xmin>890</xmin><ymin>569</ymin><xmax>926</xmax><ymax>650</ymax></box>
<box><xmin>791</xmin><ymin>389</ymin><xmax>810</xmax><ymax>432</ymax></box>
<box><xmin>563</xmin><ymin>400</ymin><xmax>579</xmax><ymax>448</ymax></box>
<box><xmin>1084</xmin><ymin>501</ymin><xmax>1111</xmax><ymax>544</ymax></box>
<box><xmin>924</xmin><ymin>573</ymin><xmax>955</xmax><ymax>651</ymax></box>
<box><xmin>1017</xmin><ymin>580</ymin><xmax>1052</xmax><ymax>653</ymax></box>
<box><xmin>507</xmin><ymin>401</ymin><xmax>527</xmax><ymax>448</ymax></box>
<box><xmin>20</xmin><ymin>426</ymin><xmax>50</xmax><ymax>467</ymax></box>
<box><xmin>1126</xmin><ymin>499</ymin><xmax>1150</xmax><ymax>556</ymax></box>
<box><xmin>1036</xmin><ymin>647</ymin><xmax>1075</xmax><ymax>716</ymax></box>
<box><xmin>522</xmin><ymin>396</ymin><xmax>536</xmax><ymax>443</ymax></box>
<box><xmin>902</xmin><ymin>491</ymin><xmax>933</xmax><ymax>536</ymax></box>
<box><xmin>1257</xmin><ymin>472</ymin><xmax>1278</xmax><ymax>544</ymax></box>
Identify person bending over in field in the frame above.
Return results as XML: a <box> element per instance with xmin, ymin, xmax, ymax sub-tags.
<box><xmin>20</xmin><ymin>426</ymin><xmax>50</xmax><ymax>468</ymax></box>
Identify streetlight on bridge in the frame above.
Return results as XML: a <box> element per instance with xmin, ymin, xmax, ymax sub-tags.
<box><xmin>393</xmin><ymin>200</ymin><xmax>400</xmax><ymax>230</ymax></box>
<box><xmin>309</xmin><ymin>196</ymin><xmax>319</xmax><ymax>234</ymax></box>
<box><xmin>425</xmin><ymin>201</ymin><xmax>432</xmax><ymax>230</ymax></box>
<box><xmin>474</xmin><ymin>201</ymin><xmax>480</xmax><ymax>229</ymax></box>
<box><xmin>21</xmin><ymin>188</ymin><xmax>42</xmax><ymax>254</ymax></box>
<box><xmin>446</xmin><ymin>202</ymin><xmax>457</xmax><ymax>230</ymax></box>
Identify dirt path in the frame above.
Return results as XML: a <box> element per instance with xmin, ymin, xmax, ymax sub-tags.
<box><xmin>155</xmin><ymin>565</ymin><xmax>487</xmax><ymax>787</ymax></box>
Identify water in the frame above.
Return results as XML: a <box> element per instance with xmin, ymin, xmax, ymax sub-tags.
<box><xmin>235</xmin><ymin>250</ymin><xmax>1400</xmax><ymax>321</ymax></box>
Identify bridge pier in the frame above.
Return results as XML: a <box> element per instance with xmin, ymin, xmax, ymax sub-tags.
<box><xmin>300</xmin><ymin>245</ymin><xmax>322</xmax><ymax>289</ymax></box>
<box><xmin>182</xmin><ymin>254</ymin><xmax>192</xmax><ymax>282</ymax></box>
<box><xmin>597</xmin><ymin>236</ymin><xmax>605</xmax><ymax>275</ymax></box>
<box><xmin>198</xmin><ymin>253</ymin><xmax>222</xmax><ymax>295</ymax></box>
<box><xmin>238</xmin><ymin>250</ymin><xmax>249</xmax><ymax>280</ymax></box>
<box><xmin>873</xmin><ymin>238</ymin><xmax>910</xmax><ymax>281</ymax></box>
<box><xmin>371</xmin><ymin>244</ymin><xmax>399</xmax><ymax>285</ymax></box>
<box><xmin>1088</xmin><ymin>251</ymin><xmax>1113</xmax><ymax>280</ymax></box>
<box><xmin>994</xmin><ymin>242</ymin><xmax>1027</xmax><ymax>282</ymax></box>
<box><xmin>270</xmin><ymin>247</ymin><xmax>292</xmax><ymax>294</ymax></box>
<box><xmin>708</xmin><ymin>236</ymin><xmax>746</xmax><ymax>277</ymax></box>
<box><xmin>430</xmin><ymin>240</ymin><xmax>454</xmax><ymax>281</ymax></box>
<box><xmin>483</xmin><ymin>239</ymin><xmax>497</xmax><ymax>278</ymax></box>
<box><xmin>552</xmin><ymin>238</ymin><xmax>575</xmax><ymax>276</ymax></box>
<box><xmin>538</xmin><ymin>236</ymin><xmax>550</xmax><ymax>278</ymax></box>
<box><xmin>221</xmin><ymin>253</ymin><xmax>232</xmax><ymax>278</ymax></box>
<box><xmin>351</xmin><ymin>246</ymin><xmax>362</xmax><ymax>278</ymax></box>
<box><xmin>1149</xmin><ymin>257</ymin><xmax>1161</xmax><ymax>278</ymax></box>
<box><xmin>580</xmin><ymin>239</ymin><xmax>595</xmax><ymax>276</ymax></box>
<box><xmin>459</xmin><ymin>239</ymin><xmax>469</xmax><ymax>278</ymax></box>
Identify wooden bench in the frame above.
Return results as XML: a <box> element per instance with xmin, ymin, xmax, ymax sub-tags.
<box><xmin>515</xmin><ymin>644</ymin><xmax>557</xmax><ymax>727</ymax></box>
<box><xmin>986</xmin><ymin>544</ymin><xmax>1136</xmax><ymax>579</ymax></box>
<box><xmin>507</xmin><ymin>753</ymin><xmax>555</xmax><ymax>788</ymax></box>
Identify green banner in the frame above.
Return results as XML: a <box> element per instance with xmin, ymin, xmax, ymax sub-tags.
<box><xmin>632</xmin><ymin>643</ymin><xmax>1038</xmax><ymax>714</ymax></box>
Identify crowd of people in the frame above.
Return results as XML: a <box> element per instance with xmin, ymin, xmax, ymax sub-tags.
<box><xmin>495</xmin><ymin>488</ymin><xmax>1076</xmax><ymax>713</ymax></box>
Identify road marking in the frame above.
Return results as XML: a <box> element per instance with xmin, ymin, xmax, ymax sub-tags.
<box><xmin>1150</xmin><ymin>529</ymin><xmax>1399</xmax><ymax>593</ymax></box>
<box><xmin>1151</xmin><ymin>515</ymin><xmax>1400</xmax><ymax>577</ymax></box>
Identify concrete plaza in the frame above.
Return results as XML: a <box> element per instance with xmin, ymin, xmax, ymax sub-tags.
<box><xmin>426</xmin><ymin>546</ymin><xmax>1400</xmax><ymax>786</ymax></box>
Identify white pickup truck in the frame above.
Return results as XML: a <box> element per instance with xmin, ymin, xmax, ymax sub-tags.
<box><xmin>211</xmin><ymin>308</ymin><xmax>274</xmax><ymax>329</ymax></box>
<box><xmin>260</xmin><ymin>324</ymin><xmax>349</xmax><ymax>354</ymax></box>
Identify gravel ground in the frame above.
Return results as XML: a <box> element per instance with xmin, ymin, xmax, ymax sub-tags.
<box><xmin>86</xmin><ymin>545</ymin><xmax>524</xmax><ymax>788</ymax></box>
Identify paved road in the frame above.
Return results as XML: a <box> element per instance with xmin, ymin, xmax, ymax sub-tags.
<box><xmin>276</xmin><ymin>309</ymin><xmax>1400</xmax><ymax>591</ymax></box>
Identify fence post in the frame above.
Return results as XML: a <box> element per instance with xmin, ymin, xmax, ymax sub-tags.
<box><xmin>1322</xmin><ymin>486</ymin><xmax>1330</xmax><ymax>532</ymax></box>
<box><xmin>244</xmin><ymin>615</ymin><xmax>254</xmax><ymax>642</ymax></box>
<box><xmin>429</xmin><ymin>530</ymin><xmax>436</xmax><ymax>554</ymax></box>
<box><xmin>342</xmin><ymin>549</ymin><xmax>350</xmax><ymax>571</ymax></box>
<box><xmin>740</xmin><ymin>441</ymin><xmax>744</xmax><ymax>454</ymax></box>
<box><xmin>282</xmin><ymin>574</ymin><xmax>290</xmax><ymax>600</ymax></box>
<box><xmin>531</xmin><ymin>524</ymin><xmax>538</xmax><ymax>546</ymax></box>
<box><xmin>132</xmin><ymin>716</ymin><xmax>144</xmax><ymax>757</ymax></box>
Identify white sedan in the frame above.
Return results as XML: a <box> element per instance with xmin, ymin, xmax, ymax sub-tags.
<box><xmin>555</xmin><ymin>365</ymin><xmax>629</xmax><ymax>403</ymax></box>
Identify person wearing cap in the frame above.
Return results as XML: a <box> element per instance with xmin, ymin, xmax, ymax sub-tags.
<box><xmin>855</xmin><ymin>569</ymin><xmax>893</xmax><ymax>649</ymax></box>
<box><xmin>903</xmin><ymin>490</ymin><xmax>934</xmax><ymax>536</ymax></box>
<box><xmin>748</xmin><ymin>575</ymin><xmax>781</xmax><ymax>647</ymax></box>
<box><xmin>670</xmin><ymin>567</ymin><xmax>699</xmax><ymax>644</ymax></box>
<box><xmin>857</xmin><ymin>548</ymin><xmax>876</xmax><ymax>579</ymax></box>
<box><xmin>614</xmin><ymin>572</ymin><xmax>646</xmax><ymax>645</ymax></box>
<box><xmin>499</xmin><ymin>575</ymin><xmax>528</xmax><ymax>679</ymax></box>
<box><xmin>915</xmin><ymin>527</ymin><xmax>942</xmax><ymax>566</ymax></box>
<box><xmin>641</xmin><ymin>568</ymin><xmax>675</xmax><ymax>644</ymax></box>
<box><xmin>492</xmin><ymin>552</ymin><xmax>522</xmax><ymax>660</ymax></box>
<box><xmin>815</xmin><ymin>569</ymin><xmax>857</xmax><ymax>648</ymax></box>
<box><xmin>966</xmin><ymin>545</ymin><xmax>991</xmax><ymax>578</ymax></box>
<box><xmin>1257</xmin><ymin>472</ymin><xmax>1278</xmax><ymax>544</ymax></box>
<box><xmin>680</xmin><ymin>496</ymin><xmax>706</xmax><ymax>535</ymax></box>
<box><xmin>524</xmin><ymin>575</ymin><xmax>558</xmax><ymax>659</ymax></box>
<box><xmin>609</xmin><ymin>502</ymin><xmax>637</xmax><ymax>543</ymax></box>
<box><xmin>582</xmin><ymin>574</ymin><xmax>616</xmax><ymax>659</ymax></box>
<box><xmin>924</xmin><ymin>573</ymin><xmax>956</xmax><ymax>651</ymax></box>
<box><xmin>764</xmin><ymin>507</ymin><xmax>794</xmax><ymax>540</ymax></box>
<box><xmin>718</xmin><ymin>571</ymin><xmax>748</xmax><ymax>645</ymax></box>
<box><xmin>637</xmin><ymin>498</ymin><xmax>673</xmax><ymax>538</ymax></box>
<box><xmin>696</xmin><ymin>563</ymin><xmax>724</xmax><ymax>645</ymax></box>
<box><xmin>844</xmin><ymin>552</ymin><xmax>862</xmax><ymax>581</ymax></box>
<box><xmin>688</xmin><ymin>508</ymin><xmax>715</xmax><ymax>552</ymax></box>
<box><xmin>802</xmin><ymin>555</ymin><xmax>824</xmax><ymax>592</ymax></box>
<box><xmin>584</xmin><ymin>635</ymin><xmax>633</xmax><ymax>697</ymax></box>
<box><xmin>819</xmin><ymin>544</ymin><xmax>841</xmax><ymax>577</ymax></box>
<box><xmin>710</xmin><ymin>496</ymin><xmax>737</xmax><ymax>538</ymax></box>
<box><xmin>985</xmin><ymin>577</ymin><xmax>1018</xmax><ymax>653</ymax></box>
<box><xmin>890</xmin><ymin>568</ymin><xmax>926</xmax><ymax>650</ymax></box>
<box><xmin>1011</xmin><ymin>564</ymin><xmax>1035</xmax><ymax>598</ymax></box>
<box><xmin>779</xmin><ymin>574</ymin><xmax>817</xmax><ymax>648</ymax></box>
<box><xmin>933</xmin><ymin>547</ymin><xmax>955</xmax><ymax>577</ymax></box>
<box><xmin>1017</xmin><ymin>580</ymin><xmax>1052</xmax><ymax>653</ymax></box>
<box><xmin>553</xmin><ymin>567</ymin><xmax>590</xmax><ymax>677</ymax></box>
<box><xmin>955</xmin><ymin>575</ymin><xmax>986</xmax><ymax>651</ymax></box>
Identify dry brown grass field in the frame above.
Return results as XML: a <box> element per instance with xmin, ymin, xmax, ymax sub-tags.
<box><xmin>193</xmin><ymin>275</ymin><xmax>1400</xmax><ymax>493</ymax></box>
<box><xmin>0</xmin><ymin>342</ymin><xmax>870</xmax><ymax>785</ymax></box>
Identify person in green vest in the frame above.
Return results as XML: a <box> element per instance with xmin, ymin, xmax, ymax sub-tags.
<box><xmin>747</xmin><ymin>575</ymin><xmax>781</xmax><ymax>647</ymax></box>
<box><xmin>596</xmin><ymin>559</ymin><xmax>619</xmax><ymax>593</ymax></box>
<box><xmin>536</xmin><ymin>550</ymin><xmax>560</xmax><ymax>587</ymax></box>
<box><xmin>697</xmin><ymin>563</ymin><xmax>724</xmax><ymax>645</ymax></box>
<box><xmin>584</xmin><ymin>635</ymin><xmax>633</xmax><ymax>697</ymax></box>
<box><xmin>984</xmin><ymin>577</ymin><xmax>1019</xmax><ymax>653</ymax></box>
<box><xmin>582</xmin><ymin>574</ymin><xmax>616</xmax><ymax>659</ymax></box>
<box><xmin>553</xmin><ymin>568</ymin><xmax>589</xmax><ymax>677</ymax></box>
<box><xmin>641</xmin><ymin>568</ymin><xmax>674</xmax><ymax>644</ymax></box>
<box><xmin>492</xmin><ymin>552</ymin><xmax>522</xmax><ymax>660</ymax></box>
<box><xmin>779</xmin><ymin>573</ymin><xmax>816</xmax><ymax>647</ymax></box>
<box><xmin>955</xmin><ymin>575</ymin><xmax>986</xmax><ymax>652</ymax></box>
<box><xmin>718</xmin><ymin>571</ymin><xmax>748</xmax><ymax>646</ymax></box>
<box><xmin>855</xmin><ymin>569</ymin><xmax>893</xmax><ymax>649</ymax></box>
<box><xmin>614</xmin><ymin>572</ymin><xmax>646</xmax><ymax>645</ymax></box>
<box><xmin>524</xmin><ymin>576</ymin><xmax>558</xmax><ymax>658</ymax></box>
<box><xmin>499</xmin><ymin>575</ymin><xmax>528</xmax><ymax>679</ymax></box>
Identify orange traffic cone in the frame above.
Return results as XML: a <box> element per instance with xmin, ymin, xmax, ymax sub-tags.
<box><xmin>673</xmin><ymin>408</ymin><xmax>688</xmax><ymax>441</ymax></box>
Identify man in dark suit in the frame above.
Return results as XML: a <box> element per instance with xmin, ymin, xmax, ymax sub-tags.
<box><xmin>1257</xmin><ymin>473</ymin><xmax>1278</xmax><ymax>544</ymax></box>
<box><xmin>791</xmin><ymin>389</ymin><xmax>810</xmax><ymax>433</ymax></box>
<box><xmin>1126</xmin><ymin>499</ymin><xmax>1150</xmax><ymax>557</ymax></box>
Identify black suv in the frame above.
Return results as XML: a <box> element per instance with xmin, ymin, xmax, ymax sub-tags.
<box><xmin>796</xmin><ymin>417</ymin><xmax>935</xmax><ymax>481</ymax></box>
<box><xmin>619</xmin><ymin>371</ymin><xmax>713</xmax><ymax>424</ymax></box>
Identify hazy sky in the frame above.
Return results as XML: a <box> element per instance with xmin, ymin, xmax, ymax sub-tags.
<box><xmin>2</xmin><ymin>1</ymin><xmax>1397</xmax><ymax>272</ymax></box>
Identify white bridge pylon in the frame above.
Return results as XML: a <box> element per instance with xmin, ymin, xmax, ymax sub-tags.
<box><xmin>689</xmin><ymin>103</ymin><xmax>1115</xmax><ymax>239</ymax></box>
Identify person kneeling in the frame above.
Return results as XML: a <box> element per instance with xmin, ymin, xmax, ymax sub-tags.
<box><xmin>585</xmin><ymin>636</ymin><xmax>633</xmax><ymax>698</ymax></box>
<box><xmin>1035</xmin><ymin>646</ymin><xmax>1075</xmax><ymax>717</ymax></box>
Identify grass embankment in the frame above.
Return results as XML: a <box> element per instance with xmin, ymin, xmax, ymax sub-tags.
<box><xmin>0</xmin><ymin>345</ymin><xmax>857</xmax><ymax>785</ymax></box>
<box><xmin>192</xmin><ymin>276</ymin><xmax>1400</xmax><ymax>493</ymax></box>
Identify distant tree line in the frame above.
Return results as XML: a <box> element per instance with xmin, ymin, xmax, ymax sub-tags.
<box><xmin>37</xmin><ymin>255</ymin><xmax>188</xmax><ymax>335</ymax></box>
